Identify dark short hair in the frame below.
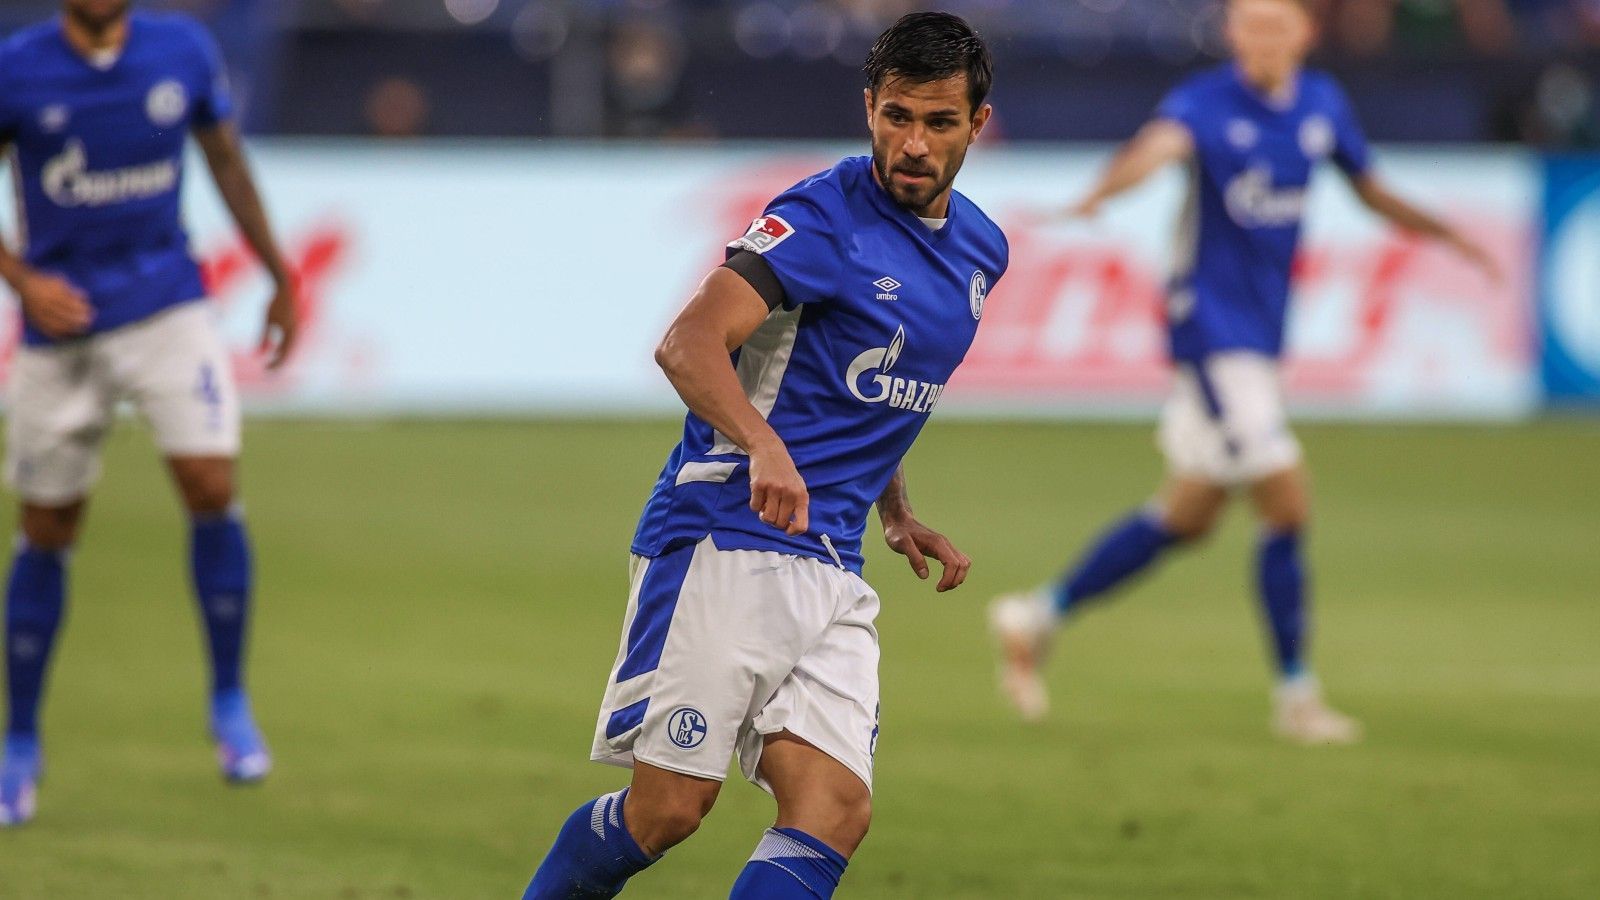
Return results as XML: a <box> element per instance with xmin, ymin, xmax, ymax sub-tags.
<box><xmin>864</xmin><ymin>12</ymin><xmax>993</xmax><ymax>116</ymax></box>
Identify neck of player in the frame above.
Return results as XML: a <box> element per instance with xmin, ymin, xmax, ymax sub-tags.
<box><xmin>1243</xmin><ymin>65</ymin><xmax>1299</xmax><ymax>106</ymax></box>
<box><xmin>63</xmin><ymin>12</ymin><xmax>129</xmax><ymax>56</ymax></box>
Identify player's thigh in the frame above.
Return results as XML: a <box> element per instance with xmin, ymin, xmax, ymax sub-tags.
<box><xmin>4</xmin><ymin>342</ymin><xmax>116</xmax><ymax>508</ymax></box>
<box><xmin>740</xmin><ymin>574</ymin><xmax>880</xmax><ymax>799</ymax></box>
<box><xmin>110</xmin><ymin>302</ymin><xmax>241</xmax><ymax>460</ymax></box>
<box><xmin>592</xmin><ymin>539</ymin><xmax>838</xmax><ymax>784</ymax></box>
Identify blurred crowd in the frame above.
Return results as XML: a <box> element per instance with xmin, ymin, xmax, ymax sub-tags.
<box><xmin>302</xmin><ymin>0</ymin><xmax>1600</xmax><ymax>57</ymax></box>
<box><xmin>3</xmin><ymin>0</ymin><xmax>1600</xmax><ymax>145</ymax></box>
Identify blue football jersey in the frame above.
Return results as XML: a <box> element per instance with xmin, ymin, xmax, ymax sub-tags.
<box><xmin>632</xmin><ymin>155</ymin><xmax>1009</xmax><ymax>573</ymax></box>
<box><xmin>1158</xmin><ymin>64</ymin><xmax>1371</xmax><ymax>362</ymax></box>
<box><xmin>0</xmin><ymin>12</ymin><xmax>233</xmax><ymax>345</ymax></box>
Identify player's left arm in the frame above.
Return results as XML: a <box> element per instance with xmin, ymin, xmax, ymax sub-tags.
<box><xmin>876</xmin><ymin>465</ymin><xmax>972</xmax><ymax>593</ymax></box>
<box><xmin>193</xmin><ymin>123</ymin><xmax>300</xmax><ymax>368</ymax></box>
<box><xmin>1348</xmin><ymin>173</ymin><xmax>1501</xmax><ymax>283</ymax></box>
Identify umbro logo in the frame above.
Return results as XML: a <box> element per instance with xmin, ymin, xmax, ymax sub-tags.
<box><xmin>873</xmin><ymin>276</ymin><xmax>901</xmax><ymax>301</ymax></box>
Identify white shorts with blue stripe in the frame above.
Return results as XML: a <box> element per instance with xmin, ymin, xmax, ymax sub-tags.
<box><xmin>4</xmin><ymin>301</ymin><xmax>241</xmax><ymax>506</ymax></box>
<box><xmin>1158</xmin><ymin>350</ymin><xmax>1302</xmax><ymax>486</ymax></box>
<box><xmin>590</xmin><ymin>535</ymin><xmax>882</xmax><ymax>793</ymax></box>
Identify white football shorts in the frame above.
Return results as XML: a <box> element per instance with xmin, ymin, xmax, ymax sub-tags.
<box><xmin>5</xmin><ymin>300</ymin><xmax>241</xmax><ymax>505</ymax></box>
<box><xmin>591</xmin><ymin>536</ymin><xmax>882</xmax><ymax>793</ymax></box>
<box><xmin>1158</xmin><ymin>350</ymin><xmax>1301</xmax><ymax>486</ymax></box>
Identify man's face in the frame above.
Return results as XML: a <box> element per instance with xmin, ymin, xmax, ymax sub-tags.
<box><xmin>865</xmin><ymin>74</ymin><xmax>991</xmax><ymax>216</ymax></box>
<box><xmin>64</xmin><ymin>0</ymin><xmax>130</xmax><ymax>31</ymax></box>
<box><xmin>1226</xmin><ymin>0</ymin><xmax>1313</xmax><ymax>86</ymax></box>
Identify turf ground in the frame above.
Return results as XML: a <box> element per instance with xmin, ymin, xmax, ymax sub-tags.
<box><xmin>0</xmin><ymin>418</ymin><xmax>1596</xmax><ymax>899</ymax></box>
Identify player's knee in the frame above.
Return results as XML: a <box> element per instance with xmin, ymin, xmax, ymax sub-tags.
<box><xmin>623</xmin><ymin>770</ymin><xmax>720</xmax><ymax>855</ymax></box>
<box><xmin>1256</xmin><ymin>492</ymin><xmax>1310</xmax><ymax>533</ymax></box>
<box><xmin>175</xmin><ymin>467</ymin><xmax>236</xmax><ymax>516</ymax></box>
<box><xmin>627</xmin><ymin>793</ymin><xmax>714</xmax><ymax>854</ymax></box>
<box><xmin>1260</xmin><ymin>506</ymin><xmax>1308</xmax><ymax>534</ymax></box>
<box><xmin>778</xmin><ymin>778</ymin><xmax>873</xmax><ymax>857</ymax></box>
<box><xmin>836</xmin><ymin>793</ymin><xmax>873</xmax><ymax>854</ymax></box>
<box><xmin>1161</xmin><ymin>508</ymin><xmax>1218</xmax><ymax>544</ymax></box>
<box><xmin>20</xmin><ymin>503</ymin><xmax>84</xmax><ymax>551</ymax></box>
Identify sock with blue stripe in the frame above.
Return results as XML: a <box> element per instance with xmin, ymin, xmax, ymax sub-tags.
<box><xmin>1052</xmin><ymin>510</ymin><xmax>1178</xmax><ymax>616</ymax></box>
<box><xmin>730</xmin><ymin>827</ymin><xmax>848</xmax><ymax>899</ymax></box>
<box><xmin>190</xmin><ymin>510</ymin><xmax>253</xmax><ymax>697</ymax></box>
<box><xmin>1257</xmin><ymin>529</ymin><xmax>1308</xmax><ymax>679</ymax></box>
<box><xmin>524</xmin><ymin>789</ymin><xmax>657</xmax><ymax>899</ymax></box>
<box><xmin>5</xmin><ymin>542</ymin><xmax>67</xmax><ymax>739</ymax></box>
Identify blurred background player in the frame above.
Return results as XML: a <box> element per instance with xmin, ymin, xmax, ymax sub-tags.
<box><xmin>989</xmin><ymin>0</ymin><xmax>1498</xmax><ymax>744</ymax></box>
<box><xmin>521</xmin><ymin>13</ymin><xmax>1002</xmax><ymax>898</ymax></box>
<box><xmin>0</xmin><ymin>0</ymin><xmax>297</xmax><ymax>825</ymax></box>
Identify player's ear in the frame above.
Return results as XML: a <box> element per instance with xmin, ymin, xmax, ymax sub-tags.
<box><xmin>863</xmin><ymin>88</ymin><xmax>875</xmax><ymax>129</ymax></box>
<box><xmin>969</xmin><ymin>103</ymin><xmax>993</xmax><ymax>144</ymax></box>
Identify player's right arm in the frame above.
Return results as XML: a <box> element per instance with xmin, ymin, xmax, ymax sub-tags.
<box><xmin>0</xmin><ymin>142</ymin><xmax>93</xmax><ymax>340</ymax></box>
<box><xmin>655</xmin><ymin>268</ymin><xmax>809</xmax><ymax>536</ymax></box>
<box><xmin>1068</xmin><ymin>119</ymin><xmax>1193</xmax><ymax>218</ymax></box>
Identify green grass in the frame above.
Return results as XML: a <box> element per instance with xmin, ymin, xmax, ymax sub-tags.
<box><xmin>2</xmin><ymin>419</ymin><xmax>1597</xmax><ymax>898</ymax></box>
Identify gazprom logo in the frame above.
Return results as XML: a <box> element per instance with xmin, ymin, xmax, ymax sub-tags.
<box><xmin>42</xmin><ymin>139</ymin><xmax>179</xmax><ymax>208</ymax></box>
<box><xmin>845</xmin><ymin>325</ymin><xmax>945</xmax><ymax>413</ymax></box>
<box><xmin>1224</xmin><ymin>166</ymin><xmax>1306</xmax><ymax>228</ymax></box>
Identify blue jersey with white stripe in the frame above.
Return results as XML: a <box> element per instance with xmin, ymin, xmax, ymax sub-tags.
<box><xmin>0</xmin><ymin>13</ymin><xmax>233</xmax><ymax>345</ymax></box>
<box><xmin>1159</xmin><ymin>65</ymin><xmax>1371</xmax><ymax>362</ymax></box>
<box><xmin>632</xmin><ymin>155</ymin><xmax>1008</xmax><ymax>573</ymax></box>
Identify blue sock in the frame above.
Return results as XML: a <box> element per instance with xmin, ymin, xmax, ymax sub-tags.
<box><xmin>1257</xmin><ymin>530</ymin><xmax>1308</xmax><ymax>679</ymax></box>
<box><xmin>5</xmin><ymin>543</ymin><xmax>67</xmax><ymax>739</ymax></box>
<box><xmin>1052</xmin><ymin>511</ymin><xmax>1178</xmax><ymax>616</ymax></box>
<box><xmin>524</xmin><ymin>789</ymin><xmax>657</xmax><ymax>899</ymax></box>
<box><xmin>729</xmin><ymin>827</ymin><xmax>848</xmax><ymax>899</ymax></box>
<box><xmin>190</xmin><ymin>511</ymin><xmax>253</xmax><ymax>697</ymax></box>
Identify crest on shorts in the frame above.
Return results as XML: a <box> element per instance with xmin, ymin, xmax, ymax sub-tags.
<box><xmin>667</xmin><ymin>707</ymin><xmax>708</xmax><ymax>749</ymax></box>
<box><xmin>727</xmin><ymin>215</ymin><xmax>795</xmax><ymax>255</ymax></box>
<box><xmin>146</xmin><ymin>79</ymin><xmax>189</xmax><ymax>128</ymax></box>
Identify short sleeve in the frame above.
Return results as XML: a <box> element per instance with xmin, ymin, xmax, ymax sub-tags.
<box><xmin>1328</xmin><ymin>83</ymin><xmax>1371</xmax><ymax>177</ymax></box>
<box><xmin>1155</xmin><ymin>83</ymin><xmax>1199</xmax><ymax>135</ymax></box>
<box><xmin>185</xmin><ymin>20</ymin><xmax>235</xmax><ymax>127</ymax></box>
<box><xmin>724</xmin><ymin>188</ymin><xmax>844</xmax><ymax>307</ymax></box>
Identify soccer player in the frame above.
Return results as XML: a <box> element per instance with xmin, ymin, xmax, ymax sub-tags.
<box><xmin>989</xmin><ymin>0</ymin><xmax>1496</xmax><ymax>743</ymax></box>
<box><xmin>520</xmin><ymin>13</ymin><xmax>1005</xmax><ymax>899</ymax></box>
<box><xmin>0</xmin><ymin>0</ymin><xmax>298</xmax><ymax>826</ymax></box>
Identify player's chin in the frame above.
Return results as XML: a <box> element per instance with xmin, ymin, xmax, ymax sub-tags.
<box><xmin>891</xmin><ymin>183</ymin><xmax>936</xmax><ymax>211</ymax></box>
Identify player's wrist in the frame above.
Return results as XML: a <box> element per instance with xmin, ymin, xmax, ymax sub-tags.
<box><xmin>0</xmin><ymin>258</ymin><xmax>33</xmax><ymax>292</ymax></box>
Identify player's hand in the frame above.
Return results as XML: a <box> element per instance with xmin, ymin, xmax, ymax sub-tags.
<box><xmin>749</xmin><ymin>441</ymin><xmax>809</xmax><ymax>536</ymax></box>
<box><xmin>1449</xmin><ymin>233</ymin><xmax>1503</xmax><ymax>287</ymax></box>
<box><xmin>260</xmin><ymin>274</ymin><xmax>300</xmax><ymax>370</ymax></box>
<box><xmin>17</xmin><ymin>270</ymin><xmax>93</xmax><ymax>339</ymax></box>
<box><xmin>883</xmin><ymin>517</ymin><xmax>971</xmax><ymax>593</ymax></box>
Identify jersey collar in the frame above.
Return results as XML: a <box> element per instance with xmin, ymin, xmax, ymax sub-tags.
<box><xmin>1231</xmin><ymin>63</ymin><xmax>1303</xmax><ymax>115</ymax></box>
<box><xmin>54</xmin><ymin>12</ymin><xmax>140</xmax><ymax>75</ymax></box>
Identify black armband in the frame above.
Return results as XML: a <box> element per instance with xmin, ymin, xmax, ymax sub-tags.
<box><xmin>721</xmin><ymin>249</ymin><xmax>787</xmax><ymax>311</ymax></box>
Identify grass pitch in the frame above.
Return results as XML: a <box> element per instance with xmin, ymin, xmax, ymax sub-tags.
<box><xmin>1</xmin><ymin>419</ymin><xmax>1596</xmax><ymax>898</ymax></box>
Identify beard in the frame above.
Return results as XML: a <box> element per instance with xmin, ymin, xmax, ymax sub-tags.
<box><xmin>873</xmin><ymin>148</ymin><xmax>961</xmax><ymax>216</ymax></box>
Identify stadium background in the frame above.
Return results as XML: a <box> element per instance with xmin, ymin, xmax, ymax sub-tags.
<box><xmin>1</xmin><ymin>1</ymin><xmax>1596</xmax><ymax>897</ymax></box>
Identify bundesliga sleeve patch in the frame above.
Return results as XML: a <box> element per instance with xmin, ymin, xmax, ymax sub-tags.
<box><xmin>727</xmin><ymin>214</ymin><xmax>795</xmax><ymax>255</ymax></box>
